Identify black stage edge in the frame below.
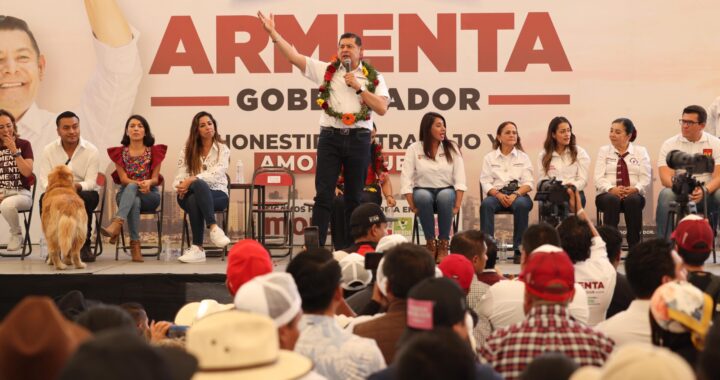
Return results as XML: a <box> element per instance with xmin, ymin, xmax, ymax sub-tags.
<box><xmin>0</xmin><ymin>273</ymin><xmax>227</xmax><ymax>321</ymax></box>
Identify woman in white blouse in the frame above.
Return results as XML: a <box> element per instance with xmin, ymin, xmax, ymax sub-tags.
<box><xmin>173</xmin><ymin>111</ymin><xmax>232</xmax><ymax>263</ymax></box>
<box><xmin>480</xmin><ymin>121</ymin><xmax>534</xmax><ymax>261</ymax></box>
<box><xmin>538</xmin><ymin>116</ymin><xmax>591</xmax><ymax>214</ymax></box>
<box><xmin>401</xmin><ymin>112</ymin><xmax>466</xmax><ymax>262</ymax></box>
<box><xmin>593</xmin><ymin>118</ymin><xmax>650</xmax><ymax>249</ymax></box>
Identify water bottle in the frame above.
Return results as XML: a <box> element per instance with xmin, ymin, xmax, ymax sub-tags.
<box><xmin>162</xmin><ymin>235</ymin><xmax>171</xmax><ymax>262</ymax></box>
<box><xmin>235</xmin><ymin>159</ymin><xmax>244</xmax><ymax>184</ymax></box>
<box><xmin>39</xmin><ymin>236</ymin><xmax>48</xmax><ymax>260</ymax></box>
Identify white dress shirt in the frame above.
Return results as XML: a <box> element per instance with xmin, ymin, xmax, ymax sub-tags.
<box><xmin>594</xmin><ymin>143</ymin><xmax>651</xmax><ymax>195</ymax></box>
<box><xmin>400</xmin><ymin>141</ymin><xmax>467</xmax><ymax>194</ymax></box>
<box><xmin>658</xmin><ymin>132</ymin><xmax>720</xmax><ymax>185</ymax></box>
<box><xmin>708</xmin><ymin>96</ymin><xmax>720</xmax><ymax>137</ymax></box>
<box><xmin>37</xmin><ymin>138</ymin><xmax>99</xmax><ymax>191</ymax></box>
<box><xmin>537</xmin><ymin>146</ymin><xmax>591</xmax><ymax>190</ymax></box>
<box><xmin>574</xmin><ymin>236</ymin><xmax>618</xmax><ymax>326</ymax></box>
<box><xmin>476</xmin><ymin>278</ymin><xmax>589</xmax><ymax>331</ymax></box>
<box><xmin>303</xmin><ymin>58</ymin><xmax>390</xmax><ymax>130</ymax></box>
<box><xmin>172</xmin><ymin>143</ymin><xmax>230</xmax><ymax>195</ymax></box>
<box><xmin>480</xmin><ymin>148</ymin><xmax>534</xmax><ymax>195</ymax></box>
<box><xmin>595</xmin><ymin>299</ymin><xmax>651</xmax><ymax>347</ymax></box>
<box><xmin>16</xmin><ymin>28</ymin><xmax>142</xmax><ymax>159</ymax></box>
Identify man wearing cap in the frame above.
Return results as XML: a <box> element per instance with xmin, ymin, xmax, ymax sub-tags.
<box><xmin>479</xmin><ymin>246</ymin><xmax>614</xmax><ymax>380</ymax></box>
<box><xmin>671</xmin><ymin>214</ymin><xmax>720</xmax><ymax>317</ymax></box>
<box><xmin>225</xmin><ymin>239</ymin><xmax>273</xmax><ymax>296</ymax></box>
<box><xmin>342</xmin><ymin>202</ymin><xmax>387</xmax><ymax>255</ymax></box>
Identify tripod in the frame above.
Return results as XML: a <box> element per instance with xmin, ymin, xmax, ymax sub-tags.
<box><xmin>663</xmin><ymin>187</ymin><xmax>708</xmax><ymax>239</ymax></box>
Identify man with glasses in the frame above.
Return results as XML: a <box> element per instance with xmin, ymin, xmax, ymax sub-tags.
<box><xmin>656</xmin><ymin>105</ymin><xmax>720</xmax><ymax>238</ymax></box>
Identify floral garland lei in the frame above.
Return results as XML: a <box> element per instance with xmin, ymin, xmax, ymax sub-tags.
<box><xmin>315</xmin><ymin>56</ymin><xmax>379</xmax><ymax>126</ymax></box>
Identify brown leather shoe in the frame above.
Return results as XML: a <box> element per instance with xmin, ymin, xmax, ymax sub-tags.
<box><xmin>425</xmin><ymin>238</ymin><xmax>438</xmax><ymax>260</ymax></box>
<box><xmin>130</xmin><ymin>240</ymin><xmax>143</xmax><ymax>262</ymax></box>
<box><xmin>436</xmin><ymin>239</ymin><xmax>450</xmax><ymax>264</ymax></box>
<box><xmin>101</xmin><ymin>218</ymin><xmax>124</xmax><ymax>245</ymax></box>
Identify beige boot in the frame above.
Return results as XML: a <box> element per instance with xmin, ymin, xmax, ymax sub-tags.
<box><xmin>425</xmin><ymin>238</ymin><xmax>438</xmax><ymax>261</ymax></box>
<box><xmin>436</xmin><ymin>239</ymin><xmax>450</xmax><ymax>264</ymax></box>
<box><xmin>101</xmin><ymin>218</ymin><xmax>124</xmax><ymax>245</ymax></box>
<box><xmin>130</xmin><ymin>240</ymin><xmax>143</xmax><ymax>262</ymax></box>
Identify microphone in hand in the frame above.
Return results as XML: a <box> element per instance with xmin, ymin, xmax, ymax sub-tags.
<box><xmin>343</xmin><ymin>59</ymin><xmax>352</xmax><ymax>87</ymax></box>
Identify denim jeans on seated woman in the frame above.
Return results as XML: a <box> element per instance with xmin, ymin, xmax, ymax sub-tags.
<box><xmin>115</xmin><ymin>183</ymin><xmax>161</xmax><ymax>241</ymax></box>
<box><xmin>413</xmin><ymin>187</ymin><xmax>455</xmax><ymax>240</ymax></box>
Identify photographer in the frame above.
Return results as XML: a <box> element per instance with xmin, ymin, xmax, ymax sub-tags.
<box><xmin>480</xmin><ymin>121</ymin><xmax>534</xmax><ymax>263</ymax></box>
<box><xmin>594</xmin><ymin>118</ymin><xmax>651</xmax><ymax>249</ymax></box>
<box><xmin>656</xmin><ymin>105</ymin><xmax>720</xmax><ymax>238</ymax></box>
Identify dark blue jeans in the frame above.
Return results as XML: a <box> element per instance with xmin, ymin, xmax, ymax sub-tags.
<box><xmin>313</xmin><ymin>128</ymin><xmax>371</xmax><ymax>246</ymax></box>
<box><xmin>480</xmin><ymin>195</ymin><xmax>533</xmax><ymax>250</ymax></box>
<box><xmin>177</xmin><ymin>179</ymin><xmax>229</xmax><ymax>246</ymax></box>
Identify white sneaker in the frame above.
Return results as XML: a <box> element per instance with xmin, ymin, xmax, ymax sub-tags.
<box><xmin>209</xmin><ymin>226</ymin><xmax>231</xmax><ymax>248</ymax></box>
<box><xmin>178</xmin><ymin>245</ymin><xmax>206</xmax><ymax>263</ymax></box>
<box><xmin>7</xmin><ymin>233</ymin><xmax>22</xmax><ymax>251</ymax></box>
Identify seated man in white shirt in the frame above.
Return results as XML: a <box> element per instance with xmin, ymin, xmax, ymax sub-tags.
<box><xmin>557</xmin><ymin>211</ymin><xmax>617</xmax><ymax>326</ymax></box>
<box><xmin>477</xmin><ymin>223</ymin><xmax>589</xmax><ymax>333</ymax></box>
<box><xmin>596</xmin><ymin>238</ymin><xmax>686</xmax><ymax>346</ymax></box>
<box><xmin>38</xmin><ymin>111</ymin><xmax>99</xmax><ymax>261</ymax></box>
<box><xmin>656</xmin><ymin>105</ymin><xmax>720</xmax><ymax>238</ymax></box>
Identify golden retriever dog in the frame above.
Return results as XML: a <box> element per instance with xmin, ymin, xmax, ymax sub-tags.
<box><xmin>42</xmin><ymin>165</ymin><xmax>88</xmax><ymax>270</ymax></box>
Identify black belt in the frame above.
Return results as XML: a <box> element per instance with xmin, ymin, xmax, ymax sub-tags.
<box><xmin>321</xmin><ymin>126</ymin><xmax>366</xmax><ymax>135</ymax></box>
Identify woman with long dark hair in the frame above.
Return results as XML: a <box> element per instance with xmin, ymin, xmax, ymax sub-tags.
<box><xmin>101</xmin><ymin>115</ymin><xmax>166</xmax><ymax>262</ymax></box>
<box><xmin>400</xmin><ymin>112</ymin><xmax>466</xmax><ymax>262</ymax></box>
<box><xmin>594</xmin><ymin>118</ymin><xmax>650</xmax><ymax>249</ymax></box>
<box><xmin>480</xmin><ymin>121</ymin><xmax>534</xmax><ymax>262</ymax></box>
<box><xmin>173</xmin><ymin>111</ymin><xmax>231</xmax><ymax>263</ymax></box>
<box><xmin>538</xmin><ymin>116</ymin><xmax>591</xmax><ymax>213</ymax></box>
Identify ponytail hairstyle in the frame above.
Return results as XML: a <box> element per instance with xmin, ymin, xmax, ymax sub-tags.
<box><xmin>612</xmin><ymin>118</ymin><xmax>637</xmax><ymax>142</ymax></box>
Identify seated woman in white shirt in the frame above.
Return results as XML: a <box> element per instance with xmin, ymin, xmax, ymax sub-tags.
<box><xmin>480</xmin><ymin>121</ymin><xmax>534</xmax><ymax>261</ymax></box>
<box><xmin>593</xmin><ymin>118</ymin><xmax>650</xmax><ymax>249</ymax></box>
<box><xmin>538</xmin><ymin>116</ymin><xmax>591</xmax><ymax>218</ymax></box>
<box><xmin>173</xmin><ymin>111</ymin><xmax>231</xmax><ymax>263</ymax></box>
<box><xmin>401</xmin><ymin>112</ymin><xmax>466</xmax><ymax>262</ymax></box>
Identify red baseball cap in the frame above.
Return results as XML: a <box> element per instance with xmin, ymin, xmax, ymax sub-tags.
<box><xmin>672</xmin><ymin>215</ymin><xmax>713</xmax><ymax>254</ymax></box>
<box><xmin>520</xmin><ymin>245</ymin><xmax>575</xmax><ymax>302</ymax></box>
<box><xmin>226</xmin><ymin>239</ymin><xmax>273</xmax><ymax>296</ymax></box>
<box><xmin>438</xmin><ymin>254</ymin><xmax>474</xmax><ymax>292</ymax></box>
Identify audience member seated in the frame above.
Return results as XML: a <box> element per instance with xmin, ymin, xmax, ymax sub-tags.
<box><xmin>0</xmin><ymin>296</ymin><xmax>91</xmax><ymax>380</ymax></box>
<box><xmin>477</xmin><ymin>223</ymin><xmax>589</xmax><ymax>334</ymax></box>
<box><xmin>395</xmin><ymin>330</ymin><xmax>478</xmax><ymax>380</ymax></box>
<box><xmin>186</xmin><ymin>311</ymin><xmax>314</xmax><ymax>380</ymax></box>
<box><xmin>439</xmin><ymin>254</ymin><xmax>475</xmax><ymax>294</ymax></box>
<box><xmin>59</xmin><ymin>329</ymin><xmax>197</xmax><ymax>380</ymax></box>
<box><xmin>557</xmin><ymin>212</ymin><xmax>617</xmax><ymax>326</ymax></box>
<box><xmin>649</xmin><ymin>280</ymin><xmax>713</xmax><ymax>367</ymax></box>
<box><xmin>54</xmin><ymin>289</ymin><xmax>96</xmax><ymax>321</ymax></box>
<box><xmin>479</xmin><ymin>246</ymin><xmax>614</xmax><ymax>380</ymax></box>
<box><xmin>596</xmin><ymin>226</ymin><xmax>634</xmax><ymax>319</ymax></box>
<box><xmin>120</xmin><ymin>302</ymin><xmax>172</xmax><ymax>344</ymax></box>
<box><xmin>520</xmin><ymin>352</ymin><xmax>579</xmax><ymax>380</ymax></box>
<box><xmin>698</xmin><ymin>319</ymin><xmax>720</xmax><ymax>380</ymax></box>
<box><xmin>477</xmin><ymin>233</ymin><xmax>505</xmax><ymax>286</ymax></box>
<box><xmin>173</xmin><ymin>111</ymin><xmax>231</xmax><ymax>263</ymax></box>
<box><xmin>672</xmin><ymin>215</ymin><xmax>720</xmax><ymax>317</ymax></box>
<box><xmin>174</xmin><ymin>299</ymin><xmax>233</xmax><ymax>327</ymax></box>
<box><xmin>570</xmin><ymin>343</ymin><xmax>694</xmax><ymax>380</ymax></box>
<box><xmin>225</xmin><ymin>239</ymin><xmax>273</xmax><ymax>296</ymax></box>
<box><xmin>287</xmin><ymin>248</ymin><xmax>386</xmax><ymax>379</ymax></box>
<box><xmin>342</xmin><ymin>202</ymin><xmax>387</xmax><ymax>255</ymax></box>
<box><xmin>75</xmin><ymin>304</ymin><xmax>137</xmax><ymax>334</ymax></box>
<box><xmin>338</xmin><ymin>253</ymin><xmax>373</xmax><ymax>297</ymax></box>
<box><xmin>0</xmin><ymin>109</ymin><xmax>34</xmax><ymax>251</ymax></box>
<box><xmin>353</xmin><ymin>243</ymin><xmax>436</xmax><ymax>363</ymax></box>
<box><xmin>597</xmin><ymin>239</ymin><xmax>683</xmax><ymax>346</ymax></box>
<box><xmin>101</xmin><ymin>114</ymin><xmax>167</xmax><ymax>262</ymax></box>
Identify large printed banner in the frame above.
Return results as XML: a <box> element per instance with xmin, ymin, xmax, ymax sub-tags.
<box><xmin>4</xmin><ymin>1</ymin><xmax>720</xmax><ymax>244</ymax></box>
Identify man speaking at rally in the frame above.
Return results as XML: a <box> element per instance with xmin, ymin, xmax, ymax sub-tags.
<box><xmin>258</xmin><ymin>11</ymin><xmax>390</xmax><ymax>248</ymax></box>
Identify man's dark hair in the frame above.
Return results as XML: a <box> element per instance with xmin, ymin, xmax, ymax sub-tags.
<box><xmin>483</xmin><ymin>233</ymin><xmax>499</xmax><ymax>269</ymax></box>
<box><xmin>625</xmin><ymin>239</ymin><xmax>676</xmax><ymax>299</ymax></box>
<box><xmin>597</xmin><ymin>225</ymin><xmax>623</xmax><ymax>264</ymax></box>
<box><xmin>396</xmin><ymin>329</ymin><xmax>476</xmax><ymax>380</ymax></box>
<box><xmin>119</xmin><ymin>302</ymin><xmax>148</xmax><ymax>325</ymax></box>
<box><xmin>286</xmin><ymin>248</ymin><xmax>341</xmax><ymax>313</ymax></box>
<box><xmin>0</xmin><ymin>16</ymin><xmax>41</xmax><ymax>55</ymax></box>
<box><xmin>520</xmin><ymin>352</ymin><xmax>579</xmax><ymax>380</ymax></box>
<box><xmin>683</xmin><ymin>105</ymin><xmax>707</xmax><ymax>124</ymax></box>
<box><xmin>677</xmin><ymin>245</ymin><xmax>711</xmax><ymax>267</ymax></box>
<box><xmin>557</xmin><ymin>216</ymin><xmax>592</xmax><ymax>264</ymax></box>
<box><xmin>450</xmin><ymin>230</ymin><xmax>486</xmax><ymax>262</ymax></box>
<box><xmin>75</xmin><ymin>304</ymin><xmax>136</xmax><ymax>334</ymax></box>
<box><xmin>56</xmin><ymin>111</ymin><xmax>79</xmax><ymax>127</ymax></box>
<box><xmin>521</xmin><ymin>222</ymin><xmax>560</xmax><ymax>255</ymax></box>
<box><xmin>382</xmin><ymin>243</ymin><xmax>435</xmax><ymax>299</ymax></box>
<box><xmin>350</xmin><ymin>222</ymin><xmax>380</xmax><ymax>240</ymax></box>
<box><xmin>339</xmin><ymin>32</ymin><xmax>362</xmax><ymax>46</ymax></box>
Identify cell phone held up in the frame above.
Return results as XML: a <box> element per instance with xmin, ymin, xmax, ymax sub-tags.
<box><xmin>166</xmin><ymin>325</ymin><xmax>189</xmax><ymax>339</ymax></box>
<box><xmin>303</xmin><ymin>226</ymin><xmax>320</xmax><ymax>250</ymax></box>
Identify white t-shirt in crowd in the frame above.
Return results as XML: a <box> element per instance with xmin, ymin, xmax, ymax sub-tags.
<box><xmin>595</xmin><ymin>299</ymin><xmax>651</xmax><ymax>347</ymax></box>
<box><xmin>574</xmin><ymin>236</ymin><xmax>618</xmax><ymax>326</ymax></box>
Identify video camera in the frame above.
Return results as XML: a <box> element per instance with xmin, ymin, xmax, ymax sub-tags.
<box><xmin>534</xmin><ymin>177</ymin><xmax>572</xmax><ymax>227</ymax></box>
<box><xmin>499</xmin><ymin>180</ymin><xmax>519</xmax><ymax>195</ymax></box>
<box><xmin>666</xmin><ymin>150</ymin><xmax>714</xmax><ymax>200</ymax></box>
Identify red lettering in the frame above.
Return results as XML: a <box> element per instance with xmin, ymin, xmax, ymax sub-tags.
<box><xmin>506</xmin><ymin>12</ymin><xmax>571</xmax><ymax>72</ymax></box>
<box><xmin>274</xmin><ymin>15</ymin><xmax>338</xmax><ymax>73</ymax></box>
<box><xmin>461</xmin><ymin>13</ymin><xmax>514</xmax><ymax>72</ymax></box>
<box><xmin>399</xmin><ymin>14</ymin><xmax>457</xmax><ymax>72</ymax></box>
<box><xmin>149</xmin><ymin>16</ymin><xmax>213</xmax><ymax>74</ymax></box>
<box><xmin>345</xmin><ymin>14</ymin><xmax>394</xmax><ymax>72</ymax></box>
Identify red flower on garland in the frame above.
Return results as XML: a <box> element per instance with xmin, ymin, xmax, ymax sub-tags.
<box><xmin>324</xmin><ymin>72</ymin><xmax>333</xmax><ymax>81</ymax></box>
<box><xmin>327</xmin><ymin>65</ymin><xmax>336</xmax><ymax>73</ymax></box>
<box><xmin>321</xmin><ymin>102</ymin><xmax>329</xmax><ymax>110</ymax></box>
<box><xmin>373</xmin><ymin>79</ymin><xmax>379</xmax><ymax>86</ymax></box>
<box><xmin>341</xmin><ymin>114</ymin><xmax>356</xmax><ymax>125</ymax></box>
<box><xmin>319</xmin><ymin>85</ymin><xmax>326</xmax><ymax>92</ymax></box>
